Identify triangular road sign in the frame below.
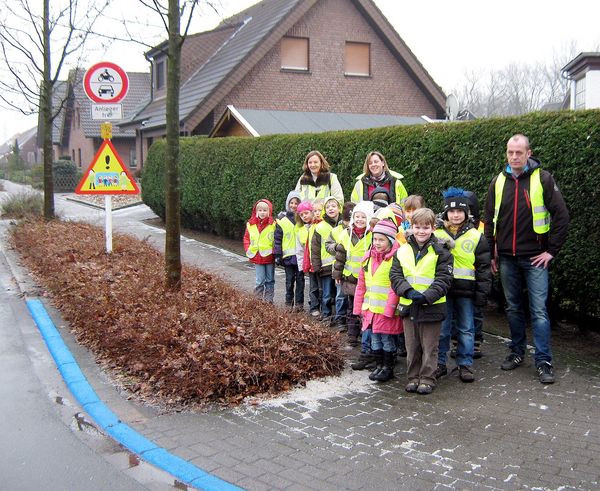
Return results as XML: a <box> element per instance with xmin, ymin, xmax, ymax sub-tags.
<box><xmin>75</xmin><ymin>140</ymin><xmax>140</xmax><ymax>195</ymax></box>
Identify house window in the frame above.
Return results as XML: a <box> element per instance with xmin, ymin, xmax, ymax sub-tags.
<box><xmin>130</xmin><ymin>148</ymin><xmax>137</xmax><ymax>169</ymax></box>
<box><xmin>78</xmin><ymin>148</ymin><xmax>82</xmax><ymax>167</ymax></box>
<box><xmin>345</xmin><ymin>42</ymin><xmax>370</xmax><ymax>76</ymax></box>
<box><xmin>575</xmin><ymin>77</ymin><xmax>586</xmax><ymax>109</ymax></box>
<box><xmin>281</xmin><ymin>37</ymin><xmax>309</xmax><ymax>71</ymax></box>
<box><xmin>156</xmin><ymin>60</ymin><xmax>166</xmax><ymax>90</ymax></box>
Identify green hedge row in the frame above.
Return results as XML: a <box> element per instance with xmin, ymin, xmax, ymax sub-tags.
<box><xmin>142</xmin><ymin>110</ymin><xmax>600</xmax><ymax>321</ymax></box>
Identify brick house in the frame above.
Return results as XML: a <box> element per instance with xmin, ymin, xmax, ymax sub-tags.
<box><xmin>50</xmin><ymin>69</ymin><xmax>150</xmax><ymax>171</ymax></box>
<box><xmin>123</xmin><ymin>0</ymin><xmax>446</xmax><ymax>165</ymax></box>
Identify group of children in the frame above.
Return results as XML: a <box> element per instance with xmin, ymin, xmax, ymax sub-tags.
<box><xmin>243</xmin><ymin>169</ymin><xmax>491</xmax><ymax>396</ymax></box>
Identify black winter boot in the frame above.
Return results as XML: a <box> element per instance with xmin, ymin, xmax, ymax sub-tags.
<box><xmin>368</xmin><ymin>350</ymin><xmax>384</xmax><ymax>380</ymax></box>
<box><xmin>373</xmin><ymin>351</ymin><xmax>395</xmax><ymax>382</ymax></box>
<box><xmin>351</xmin><ymin>352</ymin><xmax>375</xmax><ymax>370</ymax></box>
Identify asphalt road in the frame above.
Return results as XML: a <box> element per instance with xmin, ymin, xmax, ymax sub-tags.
<box><xmin>0</xmin><ymin>240</ymin><xmax>147</xmax><ymax>490</ymax></box>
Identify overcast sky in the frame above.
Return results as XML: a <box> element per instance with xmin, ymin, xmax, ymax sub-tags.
<box><xmin>2</xmin><ymin>0</ymin><xmax>599</xmax><ymax>143</ymax></box>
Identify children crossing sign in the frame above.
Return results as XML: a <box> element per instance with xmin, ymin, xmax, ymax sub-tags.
<box><xmin>75</xmin><ymin>140</ymin><xmax>139</xmax><ymax>195</ymax></box>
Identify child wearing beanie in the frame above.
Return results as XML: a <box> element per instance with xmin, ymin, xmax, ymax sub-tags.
<box><xmin>433</xmin><ymin>189</ymin><xmax>491</xmax><ymax>383</ymax></box>
<box><xmin>353</xmin><ymin>219</ymin><xmax>402</xmax><ymax>383</ymax></box>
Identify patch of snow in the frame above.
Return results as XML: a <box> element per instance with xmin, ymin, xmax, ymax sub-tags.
<box><xmin>237</xmin><ymin>368</ymin><xmax>373</xmax><ymax>412</ymax></box>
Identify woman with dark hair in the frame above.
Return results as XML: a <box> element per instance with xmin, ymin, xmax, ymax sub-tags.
<box><xmin>295</xmin><ymin>150</ymin><xmax>344</xmax><ymax>204</ymax></box>
<box><xmin>350</xmin><ymin>151</ymin><xmax>407</xmax><ymax>204</ymax></box>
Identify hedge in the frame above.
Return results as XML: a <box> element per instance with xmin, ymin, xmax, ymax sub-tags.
<box><xmin>142</xmin><ymin>110</ymin><xmax>600</xmax><ymax>322</ymax></box>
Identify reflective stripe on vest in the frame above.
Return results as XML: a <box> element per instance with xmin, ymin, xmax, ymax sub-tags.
<box><xmin>361</xmin><ymin>256</ymin><xmax>396</xmax><ymax>315</ymax></box>
<box><xmin>493</xmin><ymin>169</ymin><xmax>550</xmax><ymax>236</ymax></box>
<box><xmin>276</xmin><ymin>216</ymin><xmax>300</xmax><ymax>258</ymax></box>
<box><xmin>397</xmin><ymin>243</ymin><xmax>446</xmax><ymax>306</ymax></box>
<box><xmin>342</xmin><ymin>231</ymin><xmax>372</xmax><ymax>279</ymax></box>
<box><xmin>246</xmin><ymin>223</ymin><xmax>275</xmax><ymax>258</ymax></box>
<box><xmin>434</xmin><ymin>228</ymin><xmax>481</xmax><ymax>281</ymax></box>
<box><xmin>315</xmin><ymin>221</ymin><xmax>334</xmax><ymax>267</ymax></box>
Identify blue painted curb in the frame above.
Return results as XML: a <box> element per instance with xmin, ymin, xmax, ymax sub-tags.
<box><xmin>26</xmin><ymin>298</ymin><xmax>243</xmax><ymax>491</ymax></box>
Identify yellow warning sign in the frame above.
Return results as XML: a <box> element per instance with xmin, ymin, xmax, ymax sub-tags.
<box><xmin>75</xmin><ymin>140</ymin><xmax>139</xmax><ymax>195</ymax></box>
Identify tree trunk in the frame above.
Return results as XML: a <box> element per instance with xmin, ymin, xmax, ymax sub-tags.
<box><xmin>41</xmin><ymin>0</ymin><xmax>55</xmax><ymax>220</ymax></box>
<box><xmin>164</xmin><ymin>0</ymin><xmax>182</xmax><ymax>290</ymax></box>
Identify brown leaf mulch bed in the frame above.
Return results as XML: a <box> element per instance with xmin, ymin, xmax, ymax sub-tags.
<box><xmin>11</xmin><ymin>219</ymin><xmax>344</xmax><ymax>410</ymax></box>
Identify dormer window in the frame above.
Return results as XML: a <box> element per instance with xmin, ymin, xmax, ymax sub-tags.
<box><xmin>281</xmin><ymin>36</ymin><xmax>309</xmax><ymax>71</ymax></box>
<box><xmin>156</xmin><ymin>60</ymin><xmax>166</xmax><ymax>90</ymax></box>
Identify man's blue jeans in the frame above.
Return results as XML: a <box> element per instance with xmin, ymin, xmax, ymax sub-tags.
<box><xmin>254</xmin><ymin>263</ymin><xmax>275</xmax><ymax>303</ymax></box>
<box><xmin>499</xmin><ymin>255</ymin><xmax>552</xmax><ymax>366</ymax></box>
<box><xmin>439</xmin><ymin>296</ymin><xmax>474</xmax><ymax>366</ymax></box>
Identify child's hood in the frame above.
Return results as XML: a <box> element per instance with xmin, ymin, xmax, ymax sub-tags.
<box><xmin>350</xmin><ymin>201</ymin><xmax>375</xmax><ymax>233</ymax></box>
<box><xmin>285</xmin><ymin>190</ymin><xmax>302</xmax><ymax>212</ymax></box>
<box><xmin>249</xmin><ymin>198</ymin><xmax>274</xmax><ymax>225</ymax></box>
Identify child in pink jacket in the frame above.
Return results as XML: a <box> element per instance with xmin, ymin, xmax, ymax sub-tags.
<box><xmin>353</xmin><ymin>219</ymin><xmax>403</xmax><ymax>382</ymax></box>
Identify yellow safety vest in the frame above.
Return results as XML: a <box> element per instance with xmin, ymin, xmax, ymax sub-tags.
<box><xmin>350</xmin><ymin>170</ymin><xmax>408</xmax><ymax>204</ymax></box>
<box><xmin>330</xmin><ymin>223</ymin><xmax>345</xmax><ymax>243</ymax></box>
<box><xmin>397</xmin><ymin>243</ymin><xmax>446</xmax><ymax>306</ymax></box>
<box><xmin>434</xmin><ymin>228</ymin><xmax>481</xmax><ymax>281</ymax></box>
<box><xmin>493</xmin><ymin>169</ymin><xmax>550</xmax><ymax>235</ymax></box>
<box><xmin>314</xmin><ymin>221</ymin><xmax>335</xmax><ymax>268</ymax></box>
<box><xmin>245</xmin><ymin>223</ymin><xmax>275</xmax><ymax>258</ymax></box>
<box><xmin>276</xmin><ymin>216</ymin><xmax>301</xmax><ymax>259</ymax></box>
<box><xmin>297</xmin><ymin>224</ymin><xmax>309</xmax><ymax>248</ymax></box>
<box><xmin>361</xmin><ymin>256</ymin><xmax>397</xmax><ymax>315</ymax></box>
<box><xmin>342</xmin><ymin>231</ymin><xmax>371</xmax><ymax>279</ymax></box>
<box><xmin>298</xmin><ymin>174</ymin><xmax>341</xmax><ymax>201</ymax></box>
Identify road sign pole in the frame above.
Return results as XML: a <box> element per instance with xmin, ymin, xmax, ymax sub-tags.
<box><xmin>105</xmin><ymin>195</ymin><xmax>113</xmax><ymax>254</ymax></box>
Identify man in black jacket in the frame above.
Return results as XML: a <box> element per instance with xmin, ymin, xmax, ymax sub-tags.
<box><xmin>484</xmin><ymin>134</ymin><xmax>569</xmax><ymax>384</ymax></box>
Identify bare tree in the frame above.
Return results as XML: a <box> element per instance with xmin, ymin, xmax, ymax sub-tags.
<box><xmin>135</xmin><ymin>0</ymin><xmax>215</xmax><ymax>290</ymax></box>
<box><xmin>0</xmin><ymin>0</ymin><xmax>108</xmax><ymax>219</ymax></box>
<box><xmin>453</xmin><ymin>43</ymin><xmax>580</xmax><ymax>118</ymax></box>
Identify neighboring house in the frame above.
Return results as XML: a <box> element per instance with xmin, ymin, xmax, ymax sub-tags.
<box><xmin>50</xmin><ymin>69</ymin><xmax>150</xmax><ymax>171</ymax></box>
<box><xmin>123</xmin><ymin>0</ymin><xmax>446</xmax><ymax>165</ymax></box>
<box><xmin>0</xmin><ymin>126</ymin><xmax>40</xmax><ymax>167</ymax></box>
<box><xmin>562</xmin><ymin>52</ymin><xmax>600</xmax><ymax>110</ymax></box>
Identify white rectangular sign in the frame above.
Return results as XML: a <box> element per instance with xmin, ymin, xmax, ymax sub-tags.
<box><xmin>91</xmin><ymin>104</ymin><xmax>123</xmax><ymax>120</ymax></box>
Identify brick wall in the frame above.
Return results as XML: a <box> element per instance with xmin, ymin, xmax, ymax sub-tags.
<box><xmin>215</xmin><ymin>0</ymin><xmax>437</xmax><ymax>120</ymax></box>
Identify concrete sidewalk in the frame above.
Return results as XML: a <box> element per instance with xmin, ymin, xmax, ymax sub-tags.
<box><xmin>3</xmin><ymin>188</ymin><xmax>600</xmax><ymax>490</ymax></box>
